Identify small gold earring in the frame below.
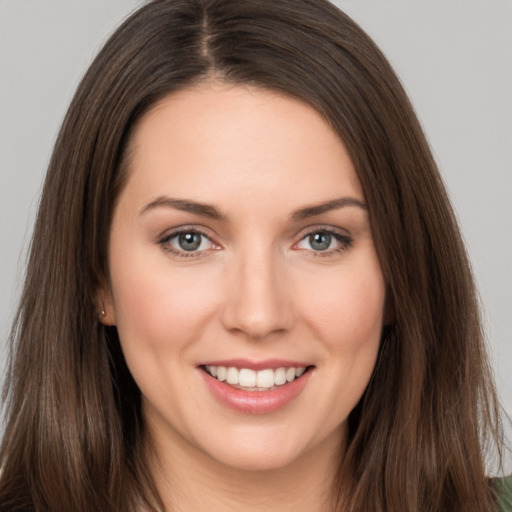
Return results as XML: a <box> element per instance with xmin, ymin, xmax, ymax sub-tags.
<box><xmin>101</xmin><ymin>309</ymin><xmax>106</xmax><ymax>317</ymax></box>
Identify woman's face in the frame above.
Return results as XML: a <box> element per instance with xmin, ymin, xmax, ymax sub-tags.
<box><xmin>104</xmin><ymin>84</ymin><xmax>386</xmax><ymax>472</ymax></box>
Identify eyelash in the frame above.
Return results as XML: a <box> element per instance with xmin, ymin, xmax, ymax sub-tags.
<box><xmin>294</xmin><ymin>227</ymin><xmax>353</xmax><ymax>257</ymax></box>
<box><xmin>158</xmin><ymin>227</ymin><xmax>218</xmax><ymax>259</ymax></box>
<box><xmin>157</xmin><ymin>226</ymin><xmax>352</xmax><ymax>259</ymax></box>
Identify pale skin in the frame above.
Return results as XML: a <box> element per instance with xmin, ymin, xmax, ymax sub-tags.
<box><xmin>101</xmin><ymin>82</ymin><xmax>387</xmax><ymax>511</ymax></box>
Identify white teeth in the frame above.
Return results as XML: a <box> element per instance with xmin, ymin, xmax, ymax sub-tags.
<box><xmin>295</xmin><ymin>367</ymin><xmax>305</xmax><ymax>377</ymax></box>
<box><xmin>216</xmin><ymin>366</ymin><xmax>227</xmax><ymax>382</ymax></box>
<box><xmin>238</xmin><ymin>368</ymin><xmax>256</xmax><ymax>387</ymax></box>
<box><xmin>205</xmin><ymin>365</ymin><xmax>308</xmax><ymax>390</ymax></box>
<box><xmin>274</xmin><ymin>367</ymin><xmax>287</xmax><ymax>386</ymax></box>
<box><xmin>257</xmin><ymin>369</ymin><xmax>275</xmax><ymax>388</ymax></box>
<box><xmin>226</xmin><ymin>367</ymin><xmax>239</xmax><ymax>385</ymax></box>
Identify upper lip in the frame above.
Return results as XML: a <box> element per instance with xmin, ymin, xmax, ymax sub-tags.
<box><xmin>197</xmin><ymin>358</ymin><xmax>312</xmax><ymax>371</ymax></box>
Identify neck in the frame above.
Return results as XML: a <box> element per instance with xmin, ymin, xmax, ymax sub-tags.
<box><xmin>146</xmin><ymin>427</ymin><xmax>345</xmax><ymax>512</ymax></box>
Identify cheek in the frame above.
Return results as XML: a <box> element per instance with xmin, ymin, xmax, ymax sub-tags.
<box><xmin>299</xmin><ymin>257</ymin><xmax>385</xmax><ymax>419</ymax></box>
<box><xmin>298</xmin><ymin>259</ymin><xmax>386</xmax><ymax>351</ymax></box>
<box><xmin>108</xmin><ymin>246</ymin><xmax>222</xmax><ymax>356</ymax></box>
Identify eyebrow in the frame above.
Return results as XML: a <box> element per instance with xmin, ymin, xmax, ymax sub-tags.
<box><xmin>139</xmin><ymin>197</ymin><xmax>226</xmax><ymax>221</ymax></box>
<box><xmin>291</xmin><ymin>197</ymin><xmax>367</xmax><ymax>221</ymax></box>
<box><xmin>139</xmin><ymin>195</ymin><xmax>367</xmax><ymax>222</ymax></box>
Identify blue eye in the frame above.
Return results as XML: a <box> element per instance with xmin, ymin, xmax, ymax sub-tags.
<box><xmin>160</xmin><ymin>229</ymin><xmax>215</xmax><ymax>256</ymax></box>
<box><xmin>308</xmin><ymin>232</ymin><xmax>333</xmax><ymax>251</ymax></box>
<box><xmin>297</xmin><ymin>230</ymin><xmax>351</xmax><ymax>254</ymax></box>
<box><xmin>177</xmin><ymin>232</ymin><xmax>203</xmax><ymax>251</ymax></box>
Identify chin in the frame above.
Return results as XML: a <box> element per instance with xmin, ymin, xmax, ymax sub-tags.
<box><xmin>197</xmin><ymin>423</ymin><xmax>341</xmax><ymax>474</ymax></box>
<box><xmin>208</xmin><ymin>444</ymin><xmax>304</xmax><ymax>473</ymax></box>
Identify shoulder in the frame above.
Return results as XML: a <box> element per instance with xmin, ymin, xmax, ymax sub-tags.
<box><xmin>495</xmin><ymin>475</ymin><xmax>512</xmax><ymax>512</ymax></box>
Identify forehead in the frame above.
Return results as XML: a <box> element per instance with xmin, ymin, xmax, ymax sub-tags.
<box><xmin>121</xmin><ymin>83</ymin><xmax>364</xmax><ymax>213</ymax></box>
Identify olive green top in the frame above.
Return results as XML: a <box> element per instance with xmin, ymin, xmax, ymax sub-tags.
<box><xmin>497</xmin><ymin>476</ymin><xmax>512</xmax><ymax>511</ymax></box>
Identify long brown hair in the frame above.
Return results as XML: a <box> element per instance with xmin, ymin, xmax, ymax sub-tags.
<box><xmin>0</xmin><ymin>0</ymin><xmax>505</xmax><ymax>510</ymax></box>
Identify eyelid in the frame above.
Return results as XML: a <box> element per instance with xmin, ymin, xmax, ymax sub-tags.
<box><xmin>293</xmin><ymin>225</ymin><xmax>353</xmax><ymax>254</ymax></box>
<box><xmin>300</xmin><ymin>222</ymin><xmax>349</xmax><ymax>234</ymax></box>
<box><xmin>155</xmin><ymin>223</ymin><xmax>352</xmax><ymax>258</ymax></box>
<box><xmin>295</xmin><ymin>224</ymin><xmax>351</xmax><ymax>241</ymax></box>
<box><xmin>156</xmin><ymin>225</ymin><xmax>221</xmax><ymax>257</ymax></box>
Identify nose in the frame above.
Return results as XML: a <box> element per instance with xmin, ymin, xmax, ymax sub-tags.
<box><xmin>220</xmin><ymin>246</ymin><xmax>293</xmax><ymax>340</ymax></box>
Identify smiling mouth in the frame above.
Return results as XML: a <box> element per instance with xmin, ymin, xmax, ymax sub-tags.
<box><xmin>202</xmin><ymin>365</ymin><xmax>313</xmax><ymax>391</ymax></box>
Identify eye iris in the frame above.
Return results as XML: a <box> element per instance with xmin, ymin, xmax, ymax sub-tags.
<box><xmin>178</xmin><ymin>232</ymin><xmax>202</xmax><ymax>251</ymax></box>
<box><xmin>309</xmin><ymin>232</ymin><xmax>331</xmax><ymax>251</ymax></box>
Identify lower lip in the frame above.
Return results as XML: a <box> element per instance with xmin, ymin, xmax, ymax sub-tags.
<box><xmin>200</xmin><ymin>368</ymin><xmax>312</xmax><ymax>414</ymax></box>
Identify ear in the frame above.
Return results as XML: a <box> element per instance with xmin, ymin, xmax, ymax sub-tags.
<box><xmin>96</xmin><ymin>286</ymin><xmax>116</xmax><ymax>326</ymax></box>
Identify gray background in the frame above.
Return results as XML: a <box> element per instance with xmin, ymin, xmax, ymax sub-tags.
<box><xmin>1</xmin><ymin>1</ymin><xmax>511</xmax><ymax>461</ymax></box>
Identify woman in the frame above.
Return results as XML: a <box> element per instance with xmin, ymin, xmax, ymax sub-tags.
<box><xmin>0</xmin><ymin>0</ymin><xmax>510</xmax><ymax>510</ymax></box>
